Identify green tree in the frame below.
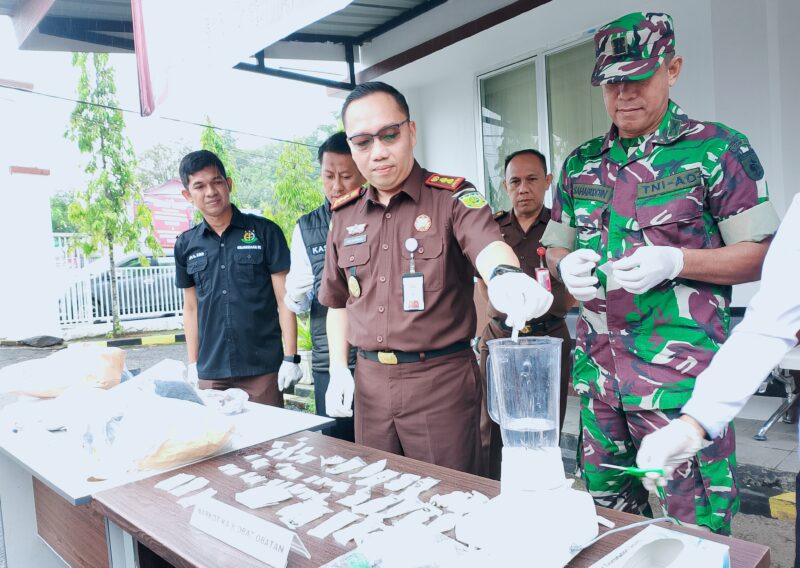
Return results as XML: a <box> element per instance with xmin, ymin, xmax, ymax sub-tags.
<box><xmin>137</xmin><ymin>142</ymin><xmax>191</xmax><ymax>189</ymax></box>
<box><xmin>303</xmin><ymin>115</ymin><xmax>342</xmax><ymax>147</ymax></box>
<box><xmin>66</xmin><ymin>52</ymin><xmax>161</xmax><ymax>336</ymax></box>
<box><xmin>268</xmin><ymin>141</ymin><xmax>324</xmax><ymax>243</ymax></box>
<box><xmin>201</xmin><ymin>119</ymin><xmax>240</xmax><ymax>205</ymax></box>
<box><xmin>234</xmin><ymin>144</ymin><xmax>281</xmax><ymax>210</ymax></box>
<box><xmin>51</xmin><ymin>191</ymin><xmax>79</xmax><ymax>233</ymax></box>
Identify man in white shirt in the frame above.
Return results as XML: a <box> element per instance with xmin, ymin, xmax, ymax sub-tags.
<box><xmin>284</xmin><ymin>132</ymin><xmax>365</xmax><ymax>441</ymax></box>
<box><xmin>637</xmin><ymin>193</ymin><xmax>799</xmax><ymax>556</ymax></box>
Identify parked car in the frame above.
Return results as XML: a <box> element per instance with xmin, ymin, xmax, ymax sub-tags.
<box><xmin>58</xmin><ymin>252</ymin><xmax>181</xmax><ymax>324</ymax></box>
<box><xmin>90</xmin><ymin>252</ymin><xmax>180</xmax><ymax>321</ymax></box>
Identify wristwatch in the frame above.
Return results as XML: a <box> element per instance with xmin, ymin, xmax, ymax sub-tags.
<box><xmin>489</xmin><ymin>264</ymin><xmax>523</xmax><ymax>280</ymax></box>
<box><xmin>283</xmin><ymin>354</ymin><xmax>301</xmax><ymax>364</ymax></box>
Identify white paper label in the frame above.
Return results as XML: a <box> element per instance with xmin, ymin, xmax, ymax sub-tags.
<box><xmin>190</xmin><ymin>498</ymin><xmax>310</xmax><ymax>567</ymax></box>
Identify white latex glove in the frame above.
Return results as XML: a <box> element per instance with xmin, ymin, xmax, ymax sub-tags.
<box><xmin>288</xmin><ymin>271</ymin><xmax>314</xmax><ymax>303</ymax></box>
<box><xmin>613</xmin><ymin>246</ymin><xmax>684</xmax><ymax>295</ymax></box>
<box><xmin>636</xmin><ymin>418</ymin><xmax>711</xmax><ymax>491</ymax></box>
<box><xmin>488</xmin><ymin>271</ymin><xmax>554</xmax><ymax>329</ymax></box>
<box><xmin>283</xmin><ymin>291</ymin><xmax>311</xmax><ymax>314</ymax></box>
<box><xmin>277</xmin><ymin>361</ymin><xmax>303</xmax><ymax>391</ymax></box>
<box><xmin>186</xmin><ymin>362</ymin><xmax>198</xmax><ymax>387</ymax></box>
<box><xmin>325</xmin><ymin>366</ymin><xmax>355</xmax><ymax>418</ymax></box>
<box><xmin>558</xmin><ymin>249</ymin><xmax>601</xmax><ymax>302</ymax></box>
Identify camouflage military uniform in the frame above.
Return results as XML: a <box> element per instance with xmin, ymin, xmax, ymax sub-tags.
<box><xmin>542</xmin><ymin>99</ymin><xmax>779</xmax><ymax>533</ymax></box>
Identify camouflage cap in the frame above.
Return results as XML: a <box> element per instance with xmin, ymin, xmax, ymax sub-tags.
<box><xmin>591</xmin><ymin>12</ymin><xmax>675</xmax><ymax>86</ymax></box>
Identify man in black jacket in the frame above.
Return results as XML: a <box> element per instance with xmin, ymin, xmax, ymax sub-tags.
<box><xmin>284</xmin><ymin>132</ymin><xmax>364</xmax><ymax>440</ymax></box>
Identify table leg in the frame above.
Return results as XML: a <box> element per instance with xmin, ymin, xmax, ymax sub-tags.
<box><xmin>105</xmin><ymin>518</ymin><xmax>139</xmax><ymax>568</ymax></box>
<box><xmin>754</xmin><ymin>392</ymin><xmax>799</xmax><ymax>441</ymax></box>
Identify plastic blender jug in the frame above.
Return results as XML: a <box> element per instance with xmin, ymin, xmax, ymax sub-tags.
<box><xmin>487</xmin><ymin>336</ymin><xmax>562</xmax><ymax>448</ymax></box>
<box><xmin>459</xmin><ymin>338</ymin><xmax>598</xmax><ymax>565</ymax></box>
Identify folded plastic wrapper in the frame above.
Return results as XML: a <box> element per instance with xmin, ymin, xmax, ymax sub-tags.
<box><xmin>198</xmin><ymin>387</ymin><xmax>249</xmax><ymax>414</ymax></box>
<box><xmin>87</xmin><ymin>359</ymin><xmax>234</xmax><ymax>474</ymax></box>
<box><xmin>322</xmin><ymin>526</ymin><xmax>470</xmax><ymax>568</ymax></box>
<box><xmin>0</xmin><ymin>343</ymin><xmax>125</xmax><ymax>398</ymax></box>
<box><xmin>0</xmin><ymin>357</ymin><xmax>234</xmax><ymax>477</ymax></box>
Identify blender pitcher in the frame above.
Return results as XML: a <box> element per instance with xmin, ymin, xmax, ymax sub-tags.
<box><xmin>487</xmin><ymin>337</ymin><xmax>563</xmax><ymax>491</ymax></box>
<box><xmin>458</xmin><ymin>337</ymin><xmax>598</xmax><ymax>566</ymax></box>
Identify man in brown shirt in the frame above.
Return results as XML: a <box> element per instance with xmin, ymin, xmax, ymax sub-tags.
<box><xmin>318</xmin><ymin>82</ymin><xmax>554</xmax><ymax>475</ymax></box>
<box><xmin>477</xmin><ymin>149</ymin><xmax>574</xmax><ymax>479</ymax></box>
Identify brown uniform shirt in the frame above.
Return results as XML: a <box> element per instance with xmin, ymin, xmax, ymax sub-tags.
<box><xmin>487</xmin><ymin>208</ymin><xmax>570</xmax><ymax>323</ymax></box>
<box><xmin>319</xmin><ymin>162</ymin><xmax>502</xmax><ymax>352</ymax></box>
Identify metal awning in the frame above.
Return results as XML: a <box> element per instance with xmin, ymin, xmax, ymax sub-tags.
<box><xmin>237</xmin><ymin>0</ymin><xmax>447</xmax><ymax>90</ymax></box>
<box><xmin>1</xmin><ymin>0</ymin><xmax>447</xmax><ymax>90</ymax></box>
<box><xmin>1</xmin><ymin>0</ymin><xmax>134</xmax><ymax>52</ymax></box>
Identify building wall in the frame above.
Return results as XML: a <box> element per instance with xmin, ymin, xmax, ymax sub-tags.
<box><xmin>365</xmin><ymin>0</ymin><xmax>797</xmax><ymax>306</ymax></box>
<box><xmin>368</xmin><ymin>0</ymin><xmax>796</xmax><ymax>215</ymax></box>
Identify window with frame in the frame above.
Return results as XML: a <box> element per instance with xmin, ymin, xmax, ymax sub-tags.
<box><xmin>546</xmin><ymin>41</ymin><xmax>609</xmax><ymax>182</ymax></box>
<box><xmin>479</xmin><ymin>60</ymin><xmax>538</xmax><ymax>213</ymax></box>
<box><xmin>478</xmin><ymin>40</ymin><xmax>607</xmax><ymax>211</ymax></box>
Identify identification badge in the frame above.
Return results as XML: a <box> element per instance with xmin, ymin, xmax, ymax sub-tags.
<box><xmin>402</xmin><ymin>272</ymin><xmax>424</xmax><ymax>311</ymax></box>
<box><xmin>535</xmin><ymin>267</ymin><xmax>552</xmax><ymax>292</ymax></box>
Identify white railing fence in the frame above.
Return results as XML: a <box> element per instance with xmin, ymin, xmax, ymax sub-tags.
<box><xmin>53</xmin><ymin>233</ymin><xmax>89</xmax><ymax>269</ymax></box>
<box><xmin>58</xmin><ymin>266</ymin><xmax>183</xmax><ymax>326</ymax></box>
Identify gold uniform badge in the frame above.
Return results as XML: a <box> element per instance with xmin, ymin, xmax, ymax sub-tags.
<box><xmin>348</xmin><ymin>275</ymin><xmax>362</xmax><ymax>298</ymax></box>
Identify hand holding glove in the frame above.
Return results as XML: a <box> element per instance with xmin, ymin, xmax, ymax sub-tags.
<box><xmin>288</xmin><ymin>271</ymin><xmax>315</xmax><ymax>302</ymax></box>
<box><xmin>613</xmin><ymin>246</ymin><xmax>684</xmax><ymax>295</ymax></box>
<box><xmin>558</xmin><ymin>249</ymin><xmax>601</xmax><ymax>302</ymax></box>
<box><xmin>277</xmin><ymin>360</ymin><xmax>303</xmax><ymax>391</ymax></box>
<box><xmin>325</xmin><ymin>366</ymin><xmax>355</xmax><ymax>418</ymax></box>
<box><xmin>186</xmin><ymin>362</ymin><xmax>198</xmax><ymax>387</ymax></box>
<box><xmin>488</xmin><ymin>270</ymin><xmax>554</xmax><ymax>330</ymax></box>
<box><xmin>636</xmin><ymin>417</ymin><xmax>710</xmax><ymax>491</ymax></box>
<box><xmin>284</xmin><ymin>272</ymin><xmax>315</xmax><ymax>314</ymax></box>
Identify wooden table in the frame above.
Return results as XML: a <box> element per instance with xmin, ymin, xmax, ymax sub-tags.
<box><xmin>0</xmin><ymin>402</ymin><xmax>332</xmax><ymax>568</ymax></box>
<box><xmin>93</xmin><ymin>430</ymin><xmax>770</xmax><ymax>568</ymax></box>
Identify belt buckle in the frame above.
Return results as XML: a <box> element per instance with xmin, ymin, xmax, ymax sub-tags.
<box><xmin>377</xmin><ymin>351</ymin><xmax>398</xmax><ymax>365</ymax></box>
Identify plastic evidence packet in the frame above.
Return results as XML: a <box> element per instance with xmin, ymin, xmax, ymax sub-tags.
<box><xmin>588</xmin><ymin>525</ymin><xmax>730</xmax><ymax>568</ymax></box>
<box><xmin>155</xmin><ymin>473</ymin><xmax>195</xmax><ymax>491</ymax></box>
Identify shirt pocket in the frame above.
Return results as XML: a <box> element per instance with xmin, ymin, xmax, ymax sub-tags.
<box><xmin>186</xmin><ymin>255</ymin><xmax>208</xmax><ymax>293</ymax></box>
<box><xmin>635</xmin><ymin>185</ymin><xmax>708</xmax><ymax>249</ymax></box>
<box><xmin>400</xmin><ymin>236</ymin><xmax>444</xmax><ymax>291</ymax></box>
<box><xmin>573</xmin><ymin>200</ymin><xmax>608</xmax><ymax>254</ymax></box>
<box><xmin>235</xmin><ymin>250</ymin><xmax>265</xmax><ymax>284</ymax></box>
<box><xmin>337</xmin><ymin>243</ymin><xmax>371</xmax><ymax>298</ymax></box>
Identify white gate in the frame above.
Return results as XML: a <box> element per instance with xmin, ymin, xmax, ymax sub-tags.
<box><xmin>53</xmin><ymin>233</ymin><xmax>94</xmax><ymax>269</ymax></box>
<box><xmin>58</xmin><ymin>266</ymin><xmax>183</xmax><ymax>326</ymax></box>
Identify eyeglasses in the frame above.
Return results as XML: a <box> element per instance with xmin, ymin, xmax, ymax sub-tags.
<box><xmin>347</xmin><ymin>119</ymin><xmax>410</xmax><ymax>152</ymax></box>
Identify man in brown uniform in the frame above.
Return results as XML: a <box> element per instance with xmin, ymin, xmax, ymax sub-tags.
<box><xmin>318</xmin><ymin>82</ymin><xmax>554</xmax><ymax>475</ymax></box>
<box><xmin>478</xmin><ymin>149</ymin><xmax>574</xmax><ymax>479</ymax></box>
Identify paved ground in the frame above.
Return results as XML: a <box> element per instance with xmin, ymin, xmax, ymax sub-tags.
<box><xmin>0</xmin><ymin>344</ymin><xmax>796</xmax><ymax>566</ymax></box>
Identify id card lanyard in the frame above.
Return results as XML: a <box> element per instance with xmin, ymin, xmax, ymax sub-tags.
<box><xmin>535</xmin><ymin>246</ymin><xmax>552</xmax><ymax>292</ymax></box>
<box><xmin>402</xmin><ymin>237</ymin><xmax>424</xmax><ymax>311</ymax></box>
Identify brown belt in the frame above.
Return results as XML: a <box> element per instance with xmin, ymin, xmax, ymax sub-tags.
<box><xmin>359</xmin><ymin>341</ymin><xmax>472</xmax><ymax>365</ymax></box>
<box><xmin>491</xmin><ymin>317</ymin><xmax>564</xmax><ymax>335</ymax></box>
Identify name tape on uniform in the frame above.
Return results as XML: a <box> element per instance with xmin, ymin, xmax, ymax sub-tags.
<box><xmin>573</xmin><ymin>184</ymin><xmax>612</xmax><ymax>204</ymax></box>
<box><xmin>636</xmin><ymin>168</ymin><xmax>701</xmax><ymax>199</ymax></box>
<box><xmin>344</xmin><ymin>235</ymin><xmax>367</xmax><ymax>246</ymax></box>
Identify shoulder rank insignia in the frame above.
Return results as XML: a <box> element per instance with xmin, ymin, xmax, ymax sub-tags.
<box><xmin>331</xmin><ymin>187</ymin><xmax>364</xmax><ymax>211</ymax></box>
<box><xmin>493</xmin><ymin>210</ymin><xmax>508</xmax><ymax>220</ymax></box>
<box><xmin>425</xmin><ymin>173</ymin><xmax>465</xmax><ymax>191</ymax></box>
